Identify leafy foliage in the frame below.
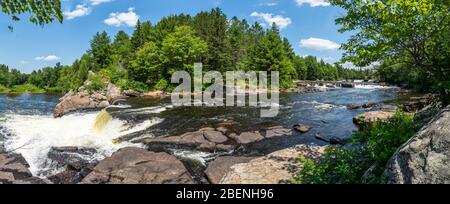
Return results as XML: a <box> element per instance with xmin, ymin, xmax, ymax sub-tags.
<box><xmin>0</xmin><ymin>0</ymin><xmax>63</xmax><ymax>30</ymax></box>
<box><xmin>294</xmin><ymin>110</ymin><xmax>417</xmax><ymax>184</ymax></box>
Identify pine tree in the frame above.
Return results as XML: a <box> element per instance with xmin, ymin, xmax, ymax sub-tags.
<box><xmin>89</xmin><ymin>31</ymin><xmax>113</xmax><ymax>71</ymax></box>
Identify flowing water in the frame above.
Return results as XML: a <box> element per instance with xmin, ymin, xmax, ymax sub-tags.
<box><xmin>0</xmin><ymin>85</ymin><xmax>400</xmax><ymax>177</ymax></box>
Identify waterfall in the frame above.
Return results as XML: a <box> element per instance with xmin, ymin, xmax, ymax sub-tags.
<box><xmin>91</xmin><ymin>109</ymin><xmax>113</xmax><ymax>133</ymax></box>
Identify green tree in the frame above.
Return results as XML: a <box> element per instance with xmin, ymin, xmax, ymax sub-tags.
<box><xmin>131</xmin><ymin>20</ymin><xmax>153</xmax><ymax>50</ymax></box>
<box><xmin>89</xmin><ymin>31</ymin><xmax>113</xmax><ymax>71</ymax></box>
<box><xmin>113</xmin><ymin>30</ymin><xmax>132</xmax><ymax>68</ymax></box>
<box><xmin>0</xmin><ymin>0</ymin><xmax>63</xmax><ymax>30</ymax></box>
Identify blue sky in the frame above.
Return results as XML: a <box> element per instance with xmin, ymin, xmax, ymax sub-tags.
<box><xmin>0</xmin><ymin>0</ymin><xmax>351</xmax><ymax>73</ymax></box>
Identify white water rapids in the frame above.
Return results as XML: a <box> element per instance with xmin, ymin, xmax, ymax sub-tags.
<box><xmin>2</xmin><ymin>109</ymin><xmax>162</xmax><ymax>177</ymax></box>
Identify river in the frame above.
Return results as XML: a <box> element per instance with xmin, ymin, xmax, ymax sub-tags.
<box><xmin>0</xmin><ymin>84</ymin><xmax>399</xmax><ymax>177</ymax></box>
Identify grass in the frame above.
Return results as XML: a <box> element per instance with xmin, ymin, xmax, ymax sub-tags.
<box><xmin>9</xmin><ymin>84</ymin><xmax>45</xmax><ymax>93</ymax></box>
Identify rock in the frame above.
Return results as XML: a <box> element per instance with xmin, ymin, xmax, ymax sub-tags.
<box><xmin>329</xmin><ymin>137</ymin><xmax>345</xmax><ymax>145</ymax></box>
<box><xmin>348</xmin><ymin>104</ymin><xmax>362</xmax><ymax>110</ymax></box>
<box><xmin>203</xmin><ymin>130</ymin><xmax>228</xmax><ymax>144</ymax></box>
<box><xmin>231</xmin><ymin>131</ymin><xmax>264</xmax><ymax>145</ymax></box>
<box><xmin>141</xmin><ymin>130</ymin><xmax>227</xmax><ymax>153</ymax></box>
<box><xmin>81</xmin><ymin>147</ymin><xmax>194</xmax><ymax>184</ymax></box>
<box><xmin>98</xmin><ymin>101</ymin><xmax>110</xmax><ymax>108</ymax></box>
<box><xmin>383</xmin><ymin>106</ymin><xmax>450</xmax><ymax>184</ymax></box>
<box><xmin>265</xmin><ymin>126</ymin><xmax>292</xmax><ymax>138</ymax></box>
<box><xmin>106</xmin><ymin>83</ymin><xmax>125</xmax><ymax>102</ymax></box>
<box><xmin>362</xmin><ymin>102</ymin><xmax>379</xmax><ymax>109</ymax></box>
<box><xmin>123</xmin><ymin>90</ymin><xmax>142</xmax><ymax>97</ymax></box>
<box><xmin>220</xmin><ymin>144</ymin><xmax>325</xmax><ymax>184</ymax></box>
<box><xmin>341</xmin><ymin>83</ymin><xmax>355</xmax><ymax>88</ymax></box>
<box><xmin>353</xmin><ymin>111</ymin><xmax>395</xmax><ymax>126</ymax></box>
<box><xmin>47</xmin><ymin>147</ymin><xmax>97</xmax><ymax>170</ymax></box>
<box><xmin>0</xmin><ymin>154</ymin><xmax>49</xmax><ymax>184</ymax></box>
<box><xmin>293</xmin><ymin>124</ymin><xmax>312</xmax><ymax>133</ymax></box>
<box><xmin>315</xmin><ymin>133</ymin><xmax>328</xmax><ymax>143</ymax></box>
<box><xmin>205</xmin><ymin>156</ymin><xmax>255</xmax><ymax>184</ymax></box>
<box><xmin>53</xmin><ymin>94</ymin><xmax>96</xmax><ymax>117</ymax></box>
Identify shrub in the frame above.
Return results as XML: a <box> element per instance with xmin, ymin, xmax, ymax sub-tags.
<box><xmin>10</xmin><ymin>84</ymin><xmax>45</xmax><ymax>93</ymax></box>
<box><xmin>294</xmin><ymin>110</ymin><xmax>417</xmax><ymax>184</ymax></box>
<box><xmin>154</xmin><ymin>78</ymin><xmax>169</xmax><ymax>91</ymax></box>
<box><xmin>0</xmin><ymin>84</ymin><xmax>8</xmax><ymax>93</ymax></box>
<box><xmin>85</xmin><ymin>74</ymin><xmax>106</xmax><ymax>92</ymax></box>
<box><xmin>116</xmin><ymin>79</ymin><xmax>148</xmax><ymax>93</ymax></box>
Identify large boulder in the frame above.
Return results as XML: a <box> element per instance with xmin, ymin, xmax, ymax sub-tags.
<box><xmin>81</xmin><ymin>147</ymin><xmax>194</xmax><ymax>184</ymax></box>
<box><xmin>219</xmin><ymin>144</ymin><xmax>325</xmax><ymax>184</ymax></box>
<box><xmin>53</xmin><ymin>83</ymin><xmax>126</xmax><ymax>118</ymax></box>
<box><xmin>0</xmin><ymin>154</ymin><xmax>49</xmax><ymax>184</ymax></box>
<box><xmin>383</xmin><ymin>106</ymin><xmax>450</xmax><ymax>184</ymax></box>
<box><xmin>353</xmin><ymin>111</ymin><xmax>395</xmax><ymax>126</ymax></box>
<box><xmin>204</xmin><ymin>156</ymin><xmax>256</xmax><ymax>184</ymax></box>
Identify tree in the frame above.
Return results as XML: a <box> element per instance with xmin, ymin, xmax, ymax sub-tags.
<box><xmin>131</xmin><ymin>20</ymin><xmax>153</xmax><ymax>50</ymax></box>
<box><xmin>113</xmin><ymin>31</ymin><xmax>132</xmax><ymax>68</ymax></box>
<box><xmin>330</xmin><ymin>0</ymin><xmax>450</xmax><ymax>98</ymax></box>
<box><xmin>193</xmin><ymin>8</ymin><xmax>232</xmax><ymax>72</ymax></box>
<box><xmin>129</xmin><ymin>42</ymin><xmax>161</xmax><ymax>85</ymax></box>
<box><xmin>0</xmin><ymin>0</ymin><xmax>63</xmax><ymax>30</ymax></box>
<box><xmin>89</xmin><ymin>31</ymin><xmax>113</xmax><ymax>71</ymax></box>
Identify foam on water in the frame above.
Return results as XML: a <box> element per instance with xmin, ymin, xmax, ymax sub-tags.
<box><xmin>2</xmin><ymin>111</ymin><xmax>162</xmax><ymax>177</ymax></box>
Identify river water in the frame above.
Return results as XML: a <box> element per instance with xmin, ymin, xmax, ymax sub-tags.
<box><xmin>0</xmin><ymin>84</ymin><xmax>399</xmax><ymax>177</ymax></box>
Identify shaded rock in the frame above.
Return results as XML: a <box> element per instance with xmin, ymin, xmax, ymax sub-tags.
<box><xmin>293</xmin><ymin>124</ymin><xmax>312</xmax><ymax>133</ymax></box>
<box><xmin>329</xmin><ymin>137</ymin><xmax>345</xmax><ymax>145</ymax></box>
<box><xmin>315</xmin><ymin>133</ymin><xmax>328</xmax><ymax>143</ymax></box>
<box><xmin>205</xmin><ymin>156</ymin><xmax>255</xmax><ymax>184</ymax></box>
<box><xmin>81</xmin><ymin>147</ymin><xmax>194</xmax><ymax>184</ymax></box>
<box><xmin>353</xmin><ymin>111</ymin><xmax>395</xmax><ymax>126</ymax></box>
<box><xmin>220</xmin><ymin>144</ymin><xmax>325</xmax><ymax>184</ymax></box>
<box><xmin>0</xmin><ymin>154</ymin><xmax>49</xmax><ymax>184</ymax></box>
<box><xmin>383</xmin><ymin>106</ymin><xmax>450</xmax><ymax>184</ymax></box>
<box><xmin>141</xmin><ymin>130</ymin><xmax>222</xmax><ymax>153</ymax></box>
<box><xmin>341</xmin><ymin>83</ymin><xmax>355</xmax><ymax>88</ymax></box>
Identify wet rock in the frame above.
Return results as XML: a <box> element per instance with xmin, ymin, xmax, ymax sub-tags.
<box><xmin>230</xmin><ymin>131</ymin><xmax>264</xmax><ymax>145</ymax></box>
<box><xmin>106</xmin><ymin>83</ymin><xmax>125</xmax><ymax>102</ymax></box>
<box><xmin>329</xmin><ymin>137</ymin><xmax>345</xmax><ymax>145</ymax></box>
<box><xmin>0</xmin><ymin>154</ymin><xmax>49</xmax><ymax>184</ymax></box>
<box><xmin>284</xmin><ymin>86</ymin><xmax>326</xmax><ymax>94</ymax></box>
<box><xmin>363</xmin><ymin>102</ymin><xmax>379</xmax><ymax>109</ymax></box>
<box><xmin>314</xmin><ymin>133</ymin><xmax>328</xmax><ymax>143</ymax></box>
<box><xmin>81</xmin><ymin>147</ymin><xmax>194</xmax><ymax>184</ymax></box>
<box><xmin>384</xmin><ymin>106</ymin><xmax>450</xmax><ymax>184</ymax></box>
<box><xmin>348</xmin><ymin>104</ymin><xmax>362</xmax><ymax>110</ymax></box>
<box><xmin>293</xmin><ymin>124</ymin><xmax>312</xmax><ymax>133</ymax></box>
<box><xmin>205</xmin><ymin>156</ymin><xmax>255</xmax><ymax>184</ymax></box>
<box><xmin>47</xmin><ymin>147</ymin><xmax>97</xmax><ymax>170</ymax></box>
<box><xmin>265</xmin><ymin>126</ymin><xmax>292</xmax><ymax>138</ymax></box>
<box><xmin>220</xmin><ymin>144</ymin><xmax>325</xmax><ymax>184</ymax></box>
<box><xmin>141</xmin><ymin>130</ymin><xmax>224</xmax><ymax>152</ymax></box>
<box><xmin>341</xmin><ymin>83</ymin><xmax>355</xmax><ymax>88</ymax></box>
<box><xmin>353</xmin><ymin>111</ymin><xmax>395</xmax><ymax>126</ymax></box>
<box><xmin>53</xmin><ymin>94</ymin><xmax>96</xmax><ymax>118</ymax></box>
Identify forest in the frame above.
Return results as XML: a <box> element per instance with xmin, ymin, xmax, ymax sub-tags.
<box><xmin>0</xmin><ymin>8</ymin><xmax>369</xmax><ymax>94</ymax></box>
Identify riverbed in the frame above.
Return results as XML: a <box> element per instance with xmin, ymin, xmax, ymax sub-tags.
<box><xmin>0</xmin><ymin>84</ymin><xmax>400</xmax><ymax>177</ymax></box>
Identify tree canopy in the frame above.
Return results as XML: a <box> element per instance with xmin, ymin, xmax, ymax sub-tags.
<box><xmin>1</xmin><ymin>0</ymin><xmax>63</xmax><ymax>30</ymax></box>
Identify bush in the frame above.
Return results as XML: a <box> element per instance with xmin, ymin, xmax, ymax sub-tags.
<box><xmin>85</xmin><ymin>74</ymin><xmax>106</xmax><ymax>92</ymax></box>
<box><xmin>10</xmin><ymin>84</ymin><xmax>45</xmax><ymax>93</ymax></box>
<box><xmin>116</xmin><ymin>79</ymin><xmax>148</xmax><ymax>93</ymax></box>
<box><xmin>294</xmin><ymin>110</ymin><xmax>417</xmax><ymax>184</ymax></box>
<box><xmin>154</xmin><ymin>78</ymin><xmax>169</xmax><ymax>91</ymax></box>
<box><xmin>45</xmin><ymin>86</ymin><xmax>65</xmax><ymax>94</ymax></box>
<box><xmin>0</xmin><ymin>84</ymin><xmax>8</xmax><ymax>93</ymax></box>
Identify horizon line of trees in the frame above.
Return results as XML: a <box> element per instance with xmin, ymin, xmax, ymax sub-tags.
<box><xmin>1</xmin><ymin>8</ymin><xmax>371</xmax><ymax>93</ymax></box>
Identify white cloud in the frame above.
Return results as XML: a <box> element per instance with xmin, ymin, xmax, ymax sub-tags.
<box><xmin>259</xmin><ymin>2</ymin><xmax>278</xmax><ymax>7</ymax></box>
<box><xmin>250</xmin><ymin>12</ymin><xmax>292</xmax><ymax>29</ymax></box>
<box><xmin>104</xmin><ymin>8</ymin><xmax>139</xmax><ymax>27</ymax></box>
<box><xmin>20</xmin><ymin>60</ymin><xmax>29</xmax><ymax>64</ymax></box>
<box><xmin>64</xmin><ymin>5</ymin><xmax>91</xmax><ymax>20</ymax></box>
<box><xmin>295</xmin><ymin>0</ymin><xmax>330</xmax><ymax>7</ymax></box>
<box><xmin>299</xmin><ymin>37</ymin><xmax>340</xmax><ymax>51</ymax></box>
<box><xmin>90</xmin><ymin>0</ymin><xmax>113</xmax><ymax>5</ymax></box>
<box><xmin>34</xmin><ymin>55</ymin><xmax>60</xmax><ymax>61</ymax></box>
